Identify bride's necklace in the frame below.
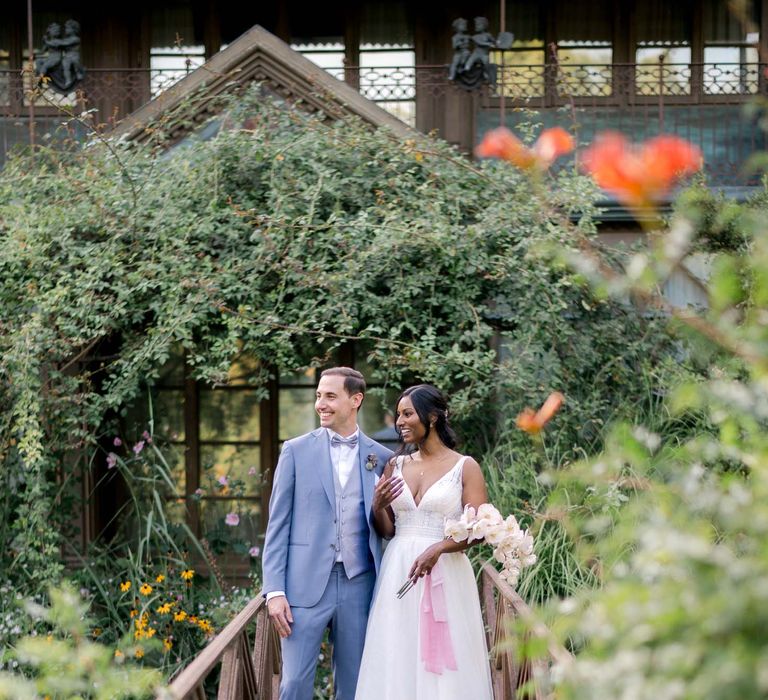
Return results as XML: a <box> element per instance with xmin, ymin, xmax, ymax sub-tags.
<box><xmin>415</xmin><ymin>451</ymin><xmax>454</xmax><ymax>477</ymax></box>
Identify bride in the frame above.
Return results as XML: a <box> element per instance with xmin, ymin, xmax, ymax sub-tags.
<box><xmin>355</xmin><ymin>384</ymin><xmax>493</xmax><ymax>699</ymax></box>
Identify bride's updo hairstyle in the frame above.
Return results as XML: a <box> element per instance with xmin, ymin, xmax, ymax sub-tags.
<box><xmin>395</xmin><ymin>384</ymin><xmax>457</xmax><ymax>452</ymax></box>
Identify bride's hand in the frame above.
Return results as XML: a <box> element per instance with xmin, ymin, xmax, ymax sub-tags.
<box><xmin>372</xmin><ymin>475</ymin><xmax>405</xmax><ymax>513</ymax></box>
<box><xmin>409</xmin><ymin>542</ymin><xmax>445</xmax><ymax>580</ymax></box>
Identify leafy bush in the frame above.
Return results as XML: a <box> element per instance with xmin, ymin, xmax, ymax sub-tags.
<box><xmin>0</xmin><ymin>86</ymin><xmax>673</xmax><ymax>590</ymax></box>
<box><xmin>0</xmin><ymin>585</ymin><xmax>164</xmax><ymax>699</ymax></box>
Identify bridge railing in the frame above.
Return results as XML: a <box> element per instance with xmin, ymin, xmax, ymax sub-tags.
<box><xmin>162</xmin><ymin>595</ymin><xmax>280</xmax><ymax>700</ymax></box>
<box><xmin>161</xmin><ymin>565</ymin><xmax>569</xmax><ymax>700</ymax></box>
<box><xmin>480</xmin><ymin>562</ymin><xmax>572</xmax><ymax>700</ymax></box>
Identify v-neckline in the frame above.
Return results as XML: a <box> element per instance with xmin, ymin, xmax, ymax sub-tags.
<box><xmin>402</xmin><ymin>456</ymin><xmax>463</xmax><ymax>509</ymax></box>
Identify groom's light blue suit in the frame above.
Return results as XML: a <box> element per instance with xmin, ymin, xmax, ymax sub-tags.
<box><xmin>262</xmin><ymin>427</ymin><xmax>393</xmax><ymax>700</ymax></box>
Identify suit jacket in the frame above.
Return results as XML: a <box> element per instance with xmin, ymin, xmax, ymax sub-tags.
<box><xmin>262</xmin><ymin>427</ymin><xmax>393</xmax><ymax>608</ymax></box>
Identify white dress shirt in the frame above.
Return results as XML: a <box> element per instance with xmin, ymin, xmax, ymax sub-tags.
<box><xmin>266</xmin><ymin>426</ymin><xmax>360</xmax><ymax>601</ymax></box>
<box><xmin>327</xmin><ymin>426</ymin><xmax>360</xmax><ymax>490</ymax></box>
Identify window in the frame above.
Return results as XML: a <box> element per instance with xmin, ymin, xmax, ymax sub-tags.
<box><xmin>493</xmin><ymin>0</ymin><xmax>545</xmax><ymax>98</ymax></box>
<box><xmin>122</xmin><ymin>348</ymin><xmax>263</xmax><ymax>559</ymax></box>
<box><xmin>290</xmin><ymin>38</ymin><xmax>345</xmax><ymax>81</ymax></box>
<box><xmin>359</xmin><ymin>1</ymin><xmax>415</xmax><ymax>126</ymax></box>
<box><xmin>150</xmin><ymin>5</ymin><xmax>205</xmax><ymax>97</ymax></box>
<box><xmin>555</xmin><ymin>0</ymin><xmax>613</xmax><ymax>97</ymax></box>
<box><xmin>0</xmin><ymin>21</ymin><xmax>9</xmax><ymax>106</ymax></box>
<box><xmin>635</xmin><ymin>1</ymin><xmax>692</xmax><ymax>95</ymax></box>
<box><xmin>703</xmin><ymin>0</ymin><xmax>760</xmax><ymax>95</ymax></box>
<box><xmin>121</xmin><ymin>345</ymin><xmax>400</xmax><ymax>558</ymax></box>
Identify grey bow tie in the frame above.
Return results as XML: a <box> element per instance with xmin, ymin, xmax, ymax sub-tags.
<box><xmin>331</xmin><ymin>434</ymin><xmax>358</xmax><ymax>448</ymax></box>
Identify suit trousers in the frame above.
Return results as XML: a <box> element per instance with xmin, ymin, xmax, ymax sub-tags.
<box><xmin>279</xmin><ymin>563</ymin><xmax>375</xmax><ymax>700</ymax></box>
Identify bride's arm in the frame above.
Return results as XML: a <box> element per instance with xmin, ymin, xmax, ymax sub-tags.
<box><xmin>371</xmin><ymin>459</ymin><xmax>404</xmax><ymax>539</ymax></box>
<box><xmin>408</xmin><ymin>458</ymin><xmax>487</xmax><ymax>578</ymax></box>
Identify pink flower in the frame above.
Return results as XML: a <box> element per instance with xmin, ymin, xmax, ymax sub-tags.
<box><xmin>194</xmin><ymin>488</ymin><xmax>204</xmax><ymax>496</ymax></box>
<box><xmin>248</xmin><ymin>467</ymin><xmax>257</xmax><ymax>477</ymax></box>
<box><xmin>132</xmin><ymin>441</ymin><xmax>145</xmax><ymax>455</ymax></box>
<box><xmin>142</xmin><ymin>430</ymin><xmax>153</xmax><ymax>444</ymax></box>
<box><xmin>249</xmin><ymin>546</ymin><xmax>261</xmax><ymax>557</ymax></box>
<box><xmin>113</xmin><ymin>437</ymin><xmax>122</xmax><ymax>447</ymax></box>
<box><xmin>225</xmin><ymin>513</ymin><xmax>240</xmax><ymax>527</ymax></box>
<box><xmin>106</xmin><ymin>452</ymin><xmax>118</xmax><ymax>469</ymax></box>
<box><xmin>217</xmin><ymin>475</ymin><xmax>229</xmax><ymax>487</ymax></box>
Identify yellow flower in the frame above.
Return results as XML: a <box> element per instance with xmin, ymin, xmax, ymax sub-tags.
<box><xmin>134</xmin><ymin>629</ymin><xmax>145</xmax><ymax>640</ymax></box>
<box><xmin>198</xmin><ymin>619</ymin><xmax>213</xmax><ymax>635</ymax></box>
<box><xmin>91</xmin><ymin>627</ymin><xmax>102</xmax><ymax>638</ymax></box>
<box><xmin>114</xmin><ymin>649</ymin><xmax>124</xmax><ymax>659</ymax></box>
<box><xmin>156</xmin><ymin>603</ymin><xmax>172</xmax><ymax>614</ymax></box>
<box><xmin>120</xmin><ymin>581</ymin><xmax>131</xmax><ymax>592</ymax></box>
<box><xmin>180</xmin><ymin>569</ymin><xmax>194</xmax><ymax>581</ymax></box>
<box><xmin>146</xmin><ymin>627</ymin><xmax>157</xmax><ymax>639</ymax></box>
<box><xmin>173</xmin><ymin>610</ymin><xmax>187</xmax><ymax>622</ymax></box>
<box><xmin>139</xmin><ymin>583</ymin><xmax>153</xmax><ymax>596</ymax></box>
<box><xmin>134</xmin><ymin>646</ymin><xmax>144</xmax><ymax>659</ymax></box>
<box><xmin>46</xmin><ymin>635</ymin><xmax>53</xmax><ymax>643</ymax></box>
<box><xmin>155</xmin><ymin>574</ymin><xmax>166</xmax><ymax>583</ymax></box>
<box><xmin>163</xmin><ymin>638</ymin><xmax>173</xmax><ymax>652</ymax></box>
<box><xmin>188</xmin><ymin>615</ymin><xmax>198</xmax><ymax>625</ymax></box>
<box><xmin>129</xmin><ymin>609</ymin><xmax>138</xmax><ymax>618</ymax></box>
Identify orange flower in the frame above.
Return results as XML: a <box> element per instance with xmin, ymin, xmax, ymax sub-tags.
<box><xmin>581</xmin><ymin>132</ymin><xmax>702</xmax><ymax>210</ymax></box>
<box><xmin>515</xmin><ymin>392</ymin><xmax>565</xmax><ymax>435</ymax></box>
<box><xmin>475</xmin><ymin>126</ymin><xmax>574</xmax><ymax>171</ymax></box>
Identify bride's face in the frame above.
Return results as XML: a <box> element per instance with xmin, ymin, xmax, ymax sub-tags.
<box><xmin>395</xmin><ymin>396</ymin><xmax>426</xmax><ymax>444</ymax></box>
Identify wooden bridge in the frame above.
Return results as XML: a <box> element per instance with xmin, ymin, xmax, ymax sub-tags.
<box><xmin>159</xmin><ymin>562</ymin><xmax>570</xmax><ymax>700</ymax></box>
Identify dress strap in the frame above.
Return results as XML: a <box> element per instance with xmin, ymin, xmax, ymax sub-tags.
<box><xmin>452</xmin><ymin>455</ymin><xmax>469</xmax><ymax>481</ymax></box>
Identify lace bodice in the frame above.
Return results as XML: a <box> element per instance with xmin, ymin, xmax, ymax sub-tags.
<box><xmin>391</xmin><ymin>455</ymin><xmax>466</xmax><ymax>539</ymax></box>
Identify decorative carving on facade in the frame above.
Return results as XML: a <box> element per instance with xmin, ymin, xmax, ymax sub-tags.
<box><xmin>448</xmin><ymin>16</ymin><xmax>513</xmax><ymax>90</ymax></box>
<box><xmin>35</xmin><ymin>19</ymin><xmax>85</xmax><ymax>94</ymax></box>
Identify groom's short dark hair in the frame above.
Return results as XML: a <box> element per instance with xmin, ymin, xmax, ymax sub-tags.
<box><xmin>320</xmin><ymin>367</ymin><xmax>366</xmax><ymax>398</ymax></box>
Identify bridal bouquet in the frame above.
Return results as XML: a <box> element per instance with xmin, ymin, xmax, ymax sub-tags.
<box><xmin>445</xmin><ymin>504</ymin><xmax>536</xmax><ymax>587</ymax></box>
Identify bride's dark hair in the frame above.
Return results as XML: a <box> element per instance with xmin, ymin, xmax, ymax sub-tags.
<box><xmin>394</xmin><ymin>384</ymin><xmax>457</xmax><ymax>455</ymax></box>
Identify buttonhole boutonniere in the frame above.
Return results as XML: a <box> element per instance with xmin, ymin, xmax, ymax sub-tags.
<box><xmin>365</xmin><ymin>453</ymin><xmax>378</xmax><ymax>471</ymax></box>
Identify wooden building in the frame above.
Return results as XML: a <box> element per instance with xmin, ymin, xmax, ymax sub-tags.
<box><xmin>2</xmin><ymin>0</ymin><xmax>765</xmax><ymax>569</ymax></box>
<box><xmin>3</xmin><ymin>0</ymin><xmax>767</xmax><ymax>175</ymax></box>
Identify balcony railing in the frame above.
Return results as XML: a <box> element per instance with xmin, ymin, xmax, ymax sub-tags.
<box><xmin>1</xmin><ymin>62</ymin><xmax>765</xmax><ymax>184</ymax></box>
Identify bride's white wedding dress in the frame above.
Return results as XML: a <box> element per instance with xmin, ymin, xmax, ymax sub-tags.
<box><xmin>355</xmin><ymin>455</ymin><xmax>493</xmax><ymax>700</ymax></box>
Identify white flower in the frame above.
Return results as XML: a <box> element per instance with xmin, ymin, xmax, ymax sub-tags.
<box><xmin>444</xmin><ymin>505</ymin><xmax>477</xmax><ymax>542</ymax></box>
<box><xmin>471</xmin><ymin>503</ymin><xmax>503</xmax><ymax>542</ymax></box>
<box><xmin>444</xmin><ymin>518</ymin><xmax>470</xmax><ymax>542</ymax></box>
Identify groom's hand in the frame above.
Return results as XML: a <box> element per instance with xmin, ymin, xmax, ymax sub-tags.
<box><xmin>267</xmin><ymin>595</ymin><xmax>294</xmax><ymax>638</ymax></box>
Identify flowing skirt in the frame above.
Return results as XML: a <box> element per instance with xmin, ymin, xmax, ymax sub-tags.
<box><xmin>355</xmin><ymin>531</ymin><xmax>493</xmax><ymax>700</ymax></box>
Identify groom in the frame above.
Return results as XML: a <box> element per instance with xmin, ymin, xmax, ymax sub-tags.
<box><xmin>262</xmin><ymin>367</ymin><xmax>393</xmax><ymax>699</ymax></box>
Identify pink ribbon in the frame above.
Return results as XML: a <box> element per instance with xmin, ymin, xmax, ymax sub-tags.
<box><xmin>419</xmin><ymin>561</ymin><xmax>457</xmax><ymax>674</ymax></box>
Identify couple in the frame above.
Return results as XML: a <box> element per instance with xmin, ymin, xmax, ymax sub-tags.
<box><xmin>262</xmin><ymin>367</ymin><xmax>493</xmax><ymax>699</ymax></box>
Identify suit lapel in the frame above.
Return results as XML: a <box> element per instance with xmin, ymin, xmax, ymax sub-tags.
<box><xmin>313</xmin><ymin>428</ymin><xmax>336</xmax><ymax>510</ymax></box>
<box><xmin>358</xmin><ymin>432</ymin><xmax>376</xmax><ymax>517</ymax></box>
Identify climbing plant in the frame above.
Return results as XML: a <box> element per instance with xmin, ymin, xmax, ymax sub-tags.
<box><xmin>0</xmin><ymin>85</ymin><xmax>670</xmax><ymax>589</ymax></box>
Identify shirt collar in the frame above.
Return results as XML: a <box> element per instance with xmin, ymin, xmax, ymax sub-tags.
<box><xmin>326</xmin><ymin>426</ymin><xmax>360</xmax><ymax>442</ymax></box>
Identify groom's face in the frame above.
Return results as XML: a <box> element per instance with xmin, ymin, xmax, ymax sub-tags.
<box><xmin>315</xmin><ymin>374</ymin><xmax>362</xmax><ymax>433</ymax></box>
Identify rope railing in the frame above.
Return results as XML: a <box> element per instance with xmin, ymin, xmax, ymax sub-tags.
<box><xmin>161</xmin><ymin>595</ymin><xmax>280</xmax><ymax>700</ymax></box>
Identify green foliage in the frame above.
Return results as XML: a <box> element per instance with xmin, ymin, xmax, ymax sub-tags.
<box><xmin>0</xmin><ymin>584</ymin><xmax>164</xmax><ymax>699</ymax></box>
<box><xmin>0</xmin><ymin>85</ymin><xmax>670</xmax><ymax>590</ymax></box>
<box><xmin>521</xmin><ymin>180</ymin><xmax>768</xmax><ymax>694</ymax></box>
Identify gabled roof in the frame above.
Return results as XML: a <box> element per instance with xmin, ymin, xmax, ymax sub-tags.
<box><xmin>112</xmin><ymin>25</ymin><xmax>413</xmax><ymax>144</ymax></box>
